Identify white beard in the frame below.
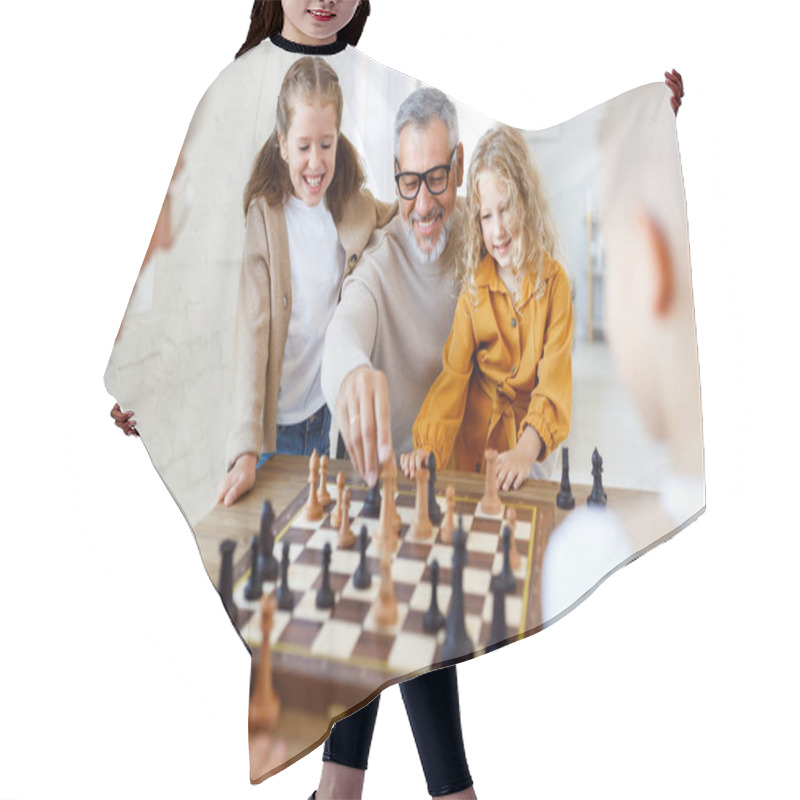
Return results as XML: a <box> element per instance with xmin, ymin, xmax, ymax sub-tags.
<box><xmin>401</xmin><ymin>213</ymin><xmax>453</xmax><ymax>265</ymax></box>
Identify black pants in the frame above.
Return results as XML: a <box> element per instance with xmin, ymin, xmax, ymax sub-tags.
<box><xmin>323</xmin><ymin>665</ymin><xmax>473</xmax><ymax>797</ymax></box>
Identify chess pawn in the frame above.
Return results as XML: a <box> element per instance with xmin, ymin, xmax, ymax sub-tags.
<box><xmin>330</xmin><ymin>471</ymin><xmax>346</xmax><ymax>528</ymax></box>
<box><xmin>440</xmin><ymin>484</ymin><xmax>456</xmax><ymax>544</ymax></box>
<box><xmin>505</xmin><ymin>507</ymin><xmax>521</xmax><ymax>571</ymax></box>
<box><xmin>319</xmin><ymin>454</ymin><xmax>331</xmax><ymax>506</ymax></box>
<box><xmin>353</xmin><ymin>525</ymin><xmax>372</xmax><ymax>590</ymax></box>
<box><xmin>408</xmin><ymin>465</ymin><xmax>433</xmax><ymax>541</ymax></box>
<box><xmin>338</xmin><ymin>487</ymin><xmax>355</xmax><ymax>548</ymax></box>
<box><xmin>303</xmin><ymin>450</ymin><xmax>324</xmax><ymax>521</ymax></box>
<box><xmin>248</xmin><ymin>594</ymin><xmax>281</xmax><ymax>732</ymax></box>
<box><xmin>423</xmin><ymin>559</ymin><xmax>445</xmax><ymax>632</ymax></box>
<box><xmin>481</xmin><ymin>449</ymin><xmax>502</xmax><ymax>515</ymax></box>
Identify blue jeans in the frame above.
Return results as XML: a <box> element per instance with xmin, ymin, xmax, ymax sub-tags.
<box><xmin>256</xmin><ymin>404</ymin><xmax>332</xmax><ymax>469</ymax></box>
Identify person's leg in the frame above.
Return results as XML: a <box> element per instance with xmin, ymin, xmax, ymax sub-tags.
<box><xmin>400</xmin><ymin>666</ymin><xmax>476</xmax><ymax>799</ymax></box>
<box><xmin>315</xmin><ymin>697</ymin><xmax>381</xmax><ymax>800</ymax></box>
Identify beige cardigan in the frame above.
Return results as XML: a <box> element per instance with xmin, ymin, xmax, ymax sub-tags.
<box><xmin>226</xmin><ymin>189</ymin><xmax>396</xmax><ymax>469</ymax></box>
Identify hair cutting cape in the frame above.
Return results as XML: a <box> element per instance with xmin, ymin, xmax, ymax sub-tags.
<box><xmin>105</xmin><ymin>37</ymin><xmax>704</xmax><ymax>783</ymax></box>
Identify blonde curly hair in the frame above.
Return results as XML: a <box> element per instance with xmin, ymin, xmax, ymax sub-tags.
<box><xmin>462</xmin><ymin>125</ymin><xmax>557</xmax><ymax>299</ymax></box>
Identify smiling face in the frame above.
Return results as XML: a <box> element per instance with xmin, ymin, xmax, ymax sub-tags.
<box><xmin>279</xmin><ymin>98</ymin><xmax>338</xmax><ymax>207</ymax></box>
<box><xmin>396</xmin><ymin>119</ymin><xmax>463</xmax><ymax>263</ymax></box>
<box><xmin>280</xmin><ymin>0</ymin><xmax>361</xmax><ymax>45</ymax></box>
<box><xmin>477</xmin><ymin>170</ymin><xmax>516</xmax><ymax>269</ymax></box>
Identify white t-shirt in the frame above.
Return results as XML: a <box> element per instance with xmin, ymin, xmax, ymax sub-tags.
<box><xmin>277</xmin><ymin>195</ymin><xmax>345</xmax><ymax>425</ymax></box>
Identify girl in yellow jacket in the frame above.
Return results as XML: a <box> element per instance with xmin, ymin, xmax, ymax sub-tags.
<box><xmin>220</xmin><ymin>55</ymin><xmax>394</xmax><ymax>506</ymax></box>
<box><xmin>409</xmin><ymin>124</ymin><xmax>573</xmax><ymax>491</ymax></box>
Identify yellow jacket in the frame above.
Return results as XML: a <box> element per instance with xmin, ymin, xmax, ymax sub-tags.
<box><xmin>413</xmin><ymin>252</ymin><xmax>573</xmax><ymax>473</ymax></box>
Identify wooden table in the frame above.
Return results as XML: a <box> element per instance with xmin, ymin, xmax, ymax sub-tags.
<box><xmin>193</xmin><ymin>454</ymin><xmax>669</xmax><ymax>782</ymax></box>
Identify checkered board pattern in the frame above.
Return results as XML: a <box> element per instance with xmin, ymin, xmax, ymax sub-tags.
<box><xmin>231</xmin><ymin>480</ymin><xmax>546</xmax><ymax>698</ymax></box>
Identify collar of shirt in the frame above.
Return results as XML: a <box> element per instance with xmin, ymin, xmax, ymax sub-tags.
<box><xmin>473</xmin><ymin>252</ymin><xmax>556</xmax><ymax>308</ymax></box>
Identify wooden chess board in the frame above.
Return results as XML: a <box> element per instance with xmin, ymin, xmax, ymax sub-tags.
<box><xmin>193</xmin><ymin>454</ymin><xmax>665</xmax><ymax>780</ymax></box>
<box><xmin>229</xmin><ymin>478</ymin><xmax>553</xmax><ymax>716</ymax></box>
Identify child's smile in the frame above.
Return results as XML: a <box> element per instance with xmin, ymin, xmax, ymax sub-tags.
<box><xmin>477</xmin><ymin>170</ymin><xmax>515</xmax><ymax>269</ymax></box>
<box><xmin>280</xmin><ymin>100</ymin><xmax>338</xmax><ymax>207</ymax></box>
<box><xmin>281</xmin><ymin>1</ymin><xmax>361</xmax><ymax>46</ymax></box>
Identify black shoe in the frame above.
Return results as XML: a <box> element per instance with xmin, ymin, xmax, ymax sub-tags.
<box><xmin>308</xmin><ymin>793</ymin><xmax>316</xmax><ymax>800</ymax></box>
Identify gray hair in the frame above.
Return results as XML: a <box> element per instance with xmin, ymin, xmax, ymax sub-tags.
<box><xmin>393</xmin><ymin>87</ymin><xmax>460</xmax><ymax>158</ymax></box>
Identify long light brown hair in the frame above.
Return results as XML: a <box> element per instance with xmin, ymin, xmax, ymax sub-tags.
<box><xmin>243</xmin><ymin>56</ymin><xmax>365</xmax><ymax>222</ymax></box>
<box><xmin>236</xmin><ymin>1</ymin><xmax>371</xmax><ymax>59</ymax></box>
<box><xmin>462</xmin><ymin>125</ymin><xmax>557</xmax><ymax>298</ymax></box>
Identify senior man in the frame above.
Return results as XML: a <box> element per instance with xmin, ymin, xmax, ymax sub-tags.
<box><xmin>321</xmin><ymin>87</ymin><xmax>465</xmax><ymax>488</ymax></box>
<box><xmin>314</xmin><ymin>88</ymin><xmax>477</xmax><ymax>800</ymax></box>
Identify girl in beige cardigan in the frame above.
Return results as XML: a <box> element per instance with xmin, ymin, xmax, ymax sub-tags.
<box><xmin>219</xmin><ymin>55</ymin><xmax>394</xmax><ymax>507</ymax></box>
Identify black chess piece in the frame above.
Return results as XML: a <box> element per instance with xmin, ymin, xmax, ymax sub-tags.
<box><xmin>276</xmin><ymin>540</ymin><xmax>294</xmax><ymax>611</ymax></box>
<box><xmin>496</xmin><ymin>526</ymin><xmax>516</xmax><ymax>593</ymax></box>
<box><xmin>257</xmin><ymin>500</ymin><xmax>278</xmax><ymax>582</ymax></box>
<box><xmin>427</xmin><ymin>452</ymin><xmax>443</xmax><ymax>525</ymax></box>
<box><xmin>243</xmin><ymin>534</ymin><xmax>263</xmax><ymax>601</ymax></box>
<box><xmin>316</xmin><ymin>542</ymin><xmax>335</xmax><ymax>609</ymax></box>
<box><xmin>218</xmin><ymin>539</ymin><xmax>238</xmax><ymax>626</ymax></box>
<box><xmin>486</xmin><ymin>581</ymin><xmax>508</xmax><ymax>653</ymax></box>
<box><xmin>442</xmin><ymin>516</ymin><xmax>474</xmax><ymax>662</ymax></box>
<box><xmin>587</xmin><ymin>447</ymin><xmax>608</xmax><ymax>507</ymax></box>
<box><xmin>353</xmin><ymin>525</ymin><xmax>372</xmax><ymax>590</ymax></box>
<box><xmin>362</xmin><ymin>478</ymin><xmax>381</xmax><ymax>518</ymax></box>
<box><xmin>423</xmin><ymin>559</ymin><xmax>445</xmax><ymax>632</ymax></box>
<box><xmin>556</xmin><ymin>446</ymin><xmax>576</xmax><ymax>510</ymax></box>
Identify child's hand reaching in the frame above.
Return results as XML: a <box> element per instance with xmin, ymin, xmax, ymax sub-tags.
<box><xmin>495</xmin><ymin>426</ymin><xmax>543</xmax><ymax>491</ymax></box>
<box><xmin>400</xmin><ymin>448</ymin><xmax>430</xmax><ymax>480</ymax></box>
<box><xmin>218</xmin><ymin>453</ymin><xmax>258</xmax><ymax>506</ymax></box>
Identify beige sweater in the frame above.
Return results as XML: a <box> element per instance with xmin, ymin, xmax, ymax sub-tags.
<box><xmin>226</xmin><ymin>190</ymin><xmax>396</xmax><ymax>469</ymax></box>
<box><xmin>321</xmin><ymin>206</ymin><xmax>465</xmax><ymax>455</ymax></box>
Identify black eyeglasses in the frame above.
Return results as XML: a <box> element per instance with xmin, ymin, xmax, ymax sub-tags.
<box><xmin>394</xmin><ymin>147</ymin><xmax>457</xmax><ymax>201</ymax></box>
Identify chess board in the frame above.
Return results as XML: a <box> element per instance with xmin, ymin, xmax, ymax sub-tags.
<box><xmin>228</xmin><ymin>478</ymin><xmax>554</xmax><ymax>717</ymax></box>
